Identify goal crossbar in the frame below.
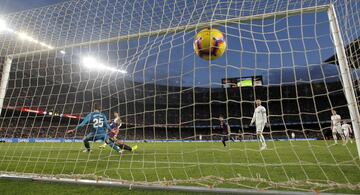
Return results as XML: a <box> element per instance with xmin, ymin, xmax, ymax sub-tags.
<box><xmin>6</xmin><ymin>4</ymin><xmax>330</xmax><ymax>59</ymax></box>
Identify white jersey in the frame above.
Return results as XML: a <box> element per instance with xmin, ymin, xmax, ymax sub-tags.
<box><xmin>331</xmin><ymin>114</ymin><xmax>341</xmax><ymax>126</ymax></box>
<box><xmin>251</xmin><ymin>106</ymin><xmax>267</xmax><ymax>124</ymax></box>
<box><xmin>342</xmin><ymin>124</ymin><xmax>351</xmax><ymax>137</ymax></box>
<box><xmin>251</xmin><ymin>106</ymin><xmax>267</xmax><ymax>132</ymax></box>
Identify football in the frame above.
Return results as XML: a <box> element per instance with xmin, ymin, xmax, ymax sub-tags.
<box><xmin>193</xmin><ymin>28</ymin><xmax>227</xmax><ymax>60</ymax></box>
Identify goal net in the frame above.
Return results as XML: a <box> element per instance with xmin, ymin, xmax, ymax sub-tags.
<box><xmin>0</xmin><ymin>0</ymin><xmax>360</xmax><ymax>193</ymax></box>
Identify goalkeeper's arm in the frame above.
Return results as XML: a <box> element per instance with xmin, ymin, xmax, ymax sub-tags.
<box><xmin>66</xmin><ymin>113</ymin><xmax>91</xmax><ymax>134</ymax></box>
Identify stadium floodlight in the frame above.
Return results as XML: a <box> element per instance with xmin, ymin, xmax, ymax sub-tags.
<box><xmin>82</xmin><ymin>56</ymin><xmax>127</xmax><ymax>74</ymax></box>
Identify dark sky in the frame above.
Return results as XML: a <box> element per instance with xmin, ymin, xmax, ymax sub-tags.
<box><xmin>0</xmin><ymin>0</ymin><xmax>67</xmax><ymax>14</ymax></box>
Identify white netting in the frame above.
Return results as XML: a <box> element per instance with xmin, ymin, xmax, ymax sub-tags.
<box><xmin>0</xmin><ymin>0</ymin><xmax>360</xmax><ymax>193</ymax></box>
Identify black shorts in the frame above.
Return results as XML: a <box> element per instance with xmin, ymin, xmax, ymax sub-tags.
<box><xmin>222</xmin><ymin>135</ymin><xmax>229</xmax><ymax>141</ymax></box>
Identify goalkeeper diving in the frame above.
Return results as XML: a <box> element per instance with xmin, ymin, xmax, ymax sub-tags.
<box><xmin>66</xmin><ymin>104</ymin><xmax>123</xmax><ymax>154</ymax></box>
<box><xmin>99</xmin><ymin>112</ymin><xmax>138</xmax><ymax>152</ymax></box>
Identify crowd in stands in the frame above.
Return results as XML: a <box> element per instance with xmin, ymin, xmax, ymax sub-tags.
<box><xmin>0</xmin><ymin>80</ymin><xmax>350</xmax><ymax>141</ymax></box>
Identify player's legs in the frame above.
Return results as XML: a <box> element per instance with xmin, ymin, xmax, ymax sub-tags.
<box><xmin>257</xmin><ymin>132</ymin><xmax>266</xmax><ymax>150</ymax></box>
<box><xmin>336</xmin><ymin>125</ymin><xmax>345</xmax><ymax>144</ymax></box>
<box><xmin>229</xmin><ymin>134</ymin><xmax>235</xmax><ymax>142</ymax></box>
<box><xmin>83</xmin><ymin>132</ymin><xmax>96</xmax><ymax>152</ymax></box>
<box><xmin>256</xmin><ymin>123</ymin><xmax>266</xmax><ymax>150</ymax></box>
<box><xmin>221</xmin><ymin>136</ymin><xmax>228</xmax><ymax>147</ymax></box>
<box><xmin>115</xmin><ymin>140</ymin><xmax>136</xmax><ymax>151</ymax></box>
<box><xmin>101</xmin><ymin>136</ymin><xmax>121</xmax><ymax>153</ymax></box>
<box><xmin>332</xmin><ymin>127</ymin><xmax>338</xmax><ymax>144</ymax></box>
<box><xmin>343</xmin><ymin>130</ymin><xmax>349</xmax><ymax>145</ymax></box>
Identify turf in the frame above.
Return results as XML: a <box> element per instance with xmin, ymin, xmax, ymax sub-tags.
<box><xmin>0</xmin><ymin>140</ymin><xmax>359</xmax><ymax>193</ymax></box>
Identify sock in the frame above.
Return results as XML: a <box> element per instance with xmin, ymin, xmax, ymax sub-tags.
<box><xmin>83</xmin><ymin>140</ymin><xmax>90</xmax><ymax>151</ymax></box>
<box><xmin>222</xmin><ymin>140</ymin><xmax>226</xmax><ymax>147</ymax></box>
<box><xmin>259</xmin><ymin>134</ymin><xmax>266</xmax><ymax>146</ymax></box>
<box><xmin>118</xmin><ymin>143</ymin><xmax>132</xmax><ymax>151</ymax></box>
<box><xmin>107</xmin><ymin>141</ymin><xmax>120</xmax><ymax>152</ymax></box>
<box><xmin>333</xmin><ymin>134</ymin><xmax>338</xmax><ymax>143</ymax></box>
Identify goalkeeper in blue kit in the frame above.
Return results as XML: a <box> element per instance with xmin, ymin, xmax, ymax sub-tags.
<box><xmin>66</xmin><ymin>104</ymin><xmax>121</xmax><ymax>154</ymax></box>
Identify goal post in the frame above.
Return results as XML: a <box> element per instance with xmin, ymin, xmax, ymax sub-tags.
<box><xmin>0</xmin><ymin>56</ymin><xmax>12</xmax><ymax>116</ymax></box>
<box><xmin>327</xmin><ymin>4</ymin><xmax>360</xmax><ymax>158</ymax></box>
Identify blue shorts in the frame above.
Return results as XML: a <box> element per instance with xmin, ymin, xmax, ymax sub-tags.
<box><xmin>83</xmin><ymin>132</ymin><xmax>108</xmax><ymax>142</ymax></box>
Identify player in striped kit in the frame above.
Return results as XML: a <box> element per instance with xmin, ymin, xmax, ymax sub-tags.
<box><xmin>100</xmin><ymin>112</ymin><xmax>137</xmax><ymax>152</ymax></box>
<box><xmin>219</xmin><ymin>115</ymin><xmax>234</xmax><ymax>147</ymax></box>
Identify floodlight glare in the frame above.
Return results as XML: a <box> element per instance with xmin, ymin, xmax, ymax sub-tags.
<box><xmin>82</xmin><ymin>56</ymin><xmax>98</xmax><ymax>68</ymax></box>
<box><xmin>81</xmin><ymin>56</ymin><xmax>127</xmax><ymax>74</ymax></box>
<box><xmin>0</xmin><ymin>18</ymin><xmax>8</xmax><ymax>32</ymax></box>
<box><xmin>18</xmin><ymin>32</ymin><xmax>32</xmax><ymax>40</ymax></box>
<box><xmin>118</xmin><ymin>69</ymin><xmax>127</xmax><ymax>74</ymax></box>
<box><xmin>60</xmin><ymin>50</ymin><xmax>66</xmax><ymax>55</ymax></box>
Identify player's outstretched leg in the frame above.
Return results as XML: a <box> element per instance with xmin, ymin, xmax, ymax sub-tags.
<box><xmin>131</xmin><ymin>145</ymin><xmax>138</xmax><ymax>151</ymax></box>
<box><xmin>106</xmin><ymin>140</ymin><xmax>122</xmax><ymax>154</ymax></box>
<box><xmin>116</xmin><ymin>141</ymin><xmax>138</xmax><ymax>152</ymax></box>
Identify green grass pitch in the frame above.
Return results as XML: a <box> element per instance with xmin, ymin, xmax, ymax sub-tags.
<box><xmin>0</xmin><ymin>140</ymin><xmax>359</xmax><ymax>193</ymax></box>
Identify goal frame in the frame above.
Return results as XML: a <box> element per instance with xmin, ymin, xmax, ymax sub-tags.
<box><xmin>0</xmin><ymin>4</ymin><xmax>359</xmax><ymax>194</ymax></box>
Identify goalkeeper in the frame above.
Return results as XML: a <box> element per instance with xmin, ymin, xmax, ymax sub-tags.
<box><xmin>66</xmin><ymin>104</ymin><xmax>122</xmax><ymax>154</ymax></box>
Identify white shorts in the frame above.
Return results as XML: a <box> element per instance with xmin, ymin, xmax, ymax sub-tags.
<box><xmin>256</xmin><ymin>123</ymin><xmax>265</xmax><ymax>133</ymax></box>
<box><xmin>343</xmin><ymin>129</ymin><xmax>350</xmax><ymax>137</ymax></box>
<box><xmin>332</xmin><ymin>124</ymin><xmax>343</xmax><ymax>134</ymax></box>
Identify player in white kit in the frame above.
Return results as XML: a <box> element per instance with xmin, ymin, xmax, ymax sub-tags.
<box><xmin>342</xmin><ymin>120</ymin><xmax>353</xmax><ymax>145</ymax></box>
<box><xmin>331</xmin><ymin>110</ymin><xmax>345</xmax><ymax>144</ymax></box>
<box><xmin>250</xmin><ymin>100</ymin><xmax>268</xmax><ymax>150</ymax></box>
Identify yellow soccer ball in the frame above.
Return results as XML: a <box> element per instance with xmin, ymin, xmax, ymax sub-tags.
<box><xmin>193</xmin><ymin>28</ymin><xmax>227</xmax><ymax>61</ymax></box>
